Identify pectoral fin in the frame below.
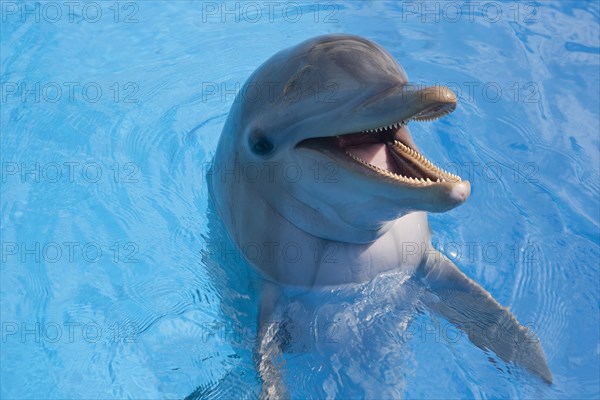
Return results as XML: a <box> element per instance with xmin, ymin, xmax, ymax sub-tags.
<box><xmin>419</xmin><ymin>252</ymin><xmax>552</xmax><ymax>383</ymax></box>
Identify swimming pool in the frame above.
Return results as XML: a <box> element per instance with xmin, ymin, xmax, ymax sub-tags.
<box><xmin>1</xmin><ymin>1</ymin><xmax>598</xmax><ymax>398</ymax></box>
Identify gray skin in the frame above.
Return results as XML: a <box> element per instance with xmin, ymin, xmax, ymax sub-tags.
<box><xmin>209</xmin><ymin>34</ymin><xmax>552</xmax><ymax>395</ymax></box>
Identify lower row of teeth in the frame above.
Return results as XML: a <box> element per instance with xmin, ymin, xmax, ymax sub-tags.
<box><xmin>345</xmin><ymin>141</ymin><xmax>460</xmax><ymax>184</ymax></box>
<box><xmin>345</xmin><ymin>151</ymin><xmax>445</xmax><ymax>184</ymax></box>
<box><xmin>393</xmin><ymin>140</ymin><xmax>460</xmax><ymax>181</ymax></box>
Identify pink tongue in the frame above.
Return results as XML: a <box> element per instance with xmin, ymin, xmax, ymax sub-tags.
<box><xmin>345</xmin><ymin>143</ymin><xmax>397</xmax><ymax>172</ymax></box>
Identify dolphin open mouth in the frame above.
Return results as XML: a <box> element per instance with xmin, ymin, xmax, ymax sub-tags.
<box><xmin>297</xmin><ymin>102</ymin><xmax>461</xmax><ymax>187</ymax></box>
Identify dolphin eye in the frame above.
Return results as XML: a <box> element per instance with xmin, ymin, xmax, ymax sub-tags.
<box><xmin>251</xmin><ymin>137</ymin><xmax>274</xmax><ymax>155</ymax></box>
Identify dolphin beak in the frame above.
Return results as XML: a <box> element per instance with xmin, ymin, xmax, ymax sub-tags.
<box><xmin>446</xmin><ymin>180</ymin><xmax>471</xmax><ymax>206</ymax></box>
<box><xmin>400</xmin><ymin>85</ymin><xmax>458</xmax><ymax>121</ymax></box>
<box><xmin>359</xmin><ymin>84</ymin><xmax>458</xmax><ymax>127</ymax></box>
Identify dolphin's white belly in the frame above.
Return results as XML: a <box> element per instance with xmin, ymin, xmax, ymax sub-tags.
<box><xmin>229</xmin><ymin>200</ymin><xmax>432</xmax><ymax>286</ymax></box>
<box><xmin>311</xmin><ymin>212</ymin><xmax>431</xmax><ymax>286</ymax></box>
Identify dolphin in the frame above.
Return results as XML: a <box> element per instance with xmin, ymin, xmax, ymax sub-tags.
<box><xmin>207</xmin><ymin>34</ymin><xmax>552</xmax><ymax>396</ymax></box>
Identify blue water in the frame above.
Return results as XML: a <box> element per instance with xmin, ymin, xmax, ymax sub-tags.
<box><xmin>1</xmin><ymin>1</ymin><xmax>599</xmax><ymax>398</ymax></box>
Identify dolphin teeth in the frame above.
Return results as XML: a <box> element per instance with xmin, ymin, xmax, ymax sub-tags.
<box><xmin>390</xmin><ymin>139</ymin><xmax>463</xmax><ymax>184</ymax></box>
<box><xmin>347</xmin><ymin>139</ymin><xmax>462</xmax><ymax>185</ymax></box>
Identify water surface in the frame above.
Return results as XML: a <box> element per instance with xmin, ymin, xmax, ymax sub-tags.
<box><xmin>1</xmin><ymin>1</ymin><xmax>599</xmax><ymax>398</ymax></box>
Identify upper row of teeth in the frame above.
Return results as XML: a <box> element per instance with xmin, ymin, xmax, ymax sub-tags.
<box><xmin>363</xmin><ymin>121</ymin><xmax>406</xmax><ymax>133</ymax></box>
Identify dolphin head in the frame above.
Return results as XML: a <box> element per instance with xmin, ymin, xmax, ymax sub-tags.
<box><xmin>215</xmin><ymin>34</ymin><xmax>471</xmax><ymax>243</ymax></box>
